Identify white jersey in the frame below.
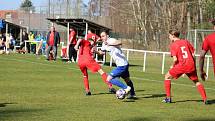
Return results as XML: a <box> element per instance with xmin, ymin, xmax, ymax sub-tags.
<box><xmin>101</xmin><ymin>38</ymin><xmax>128</xmax><ymax>66</ymax></box>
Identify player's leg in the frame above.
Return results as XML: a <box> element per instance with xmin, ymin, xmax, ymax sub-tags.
<box><xmin>71</xmin><ymin>44</ymin><xmax>77</xmax><ymax>62</ymax></box>
<box><xmin>107</xmin><ymin>66</ymin><xmax>131</xmax><ymax>94</ymax></box>
<box><xmin>68</xmin><ymin>44</ymin><xmax>72</xmax><ymax>62</ymax></box>
<box><xmin>123</xmin><ymin>77</ymin><xmax>136</xmax><ymax>98</ymax></box>
<box><xmin>52</xmin><ymin>46</ymin><xmax>57</xmax><ymax>60</ymax></box>
<box><xmin>163</xmin><ymin>71</ymin><xmax>174</xmax><ymax>103</ymax></box>
<box><xmin>163</xmin><ymin>67</ymin><xmax>183</xmax><ymax>103</ymax></box>
<box><xmin>87</xmin><ymin>61</ymin><xmax>115</xmax><ymax>93</ymax></box>
<box><xmin>46</xmin><ymin>46</ymin><xmax>51</xmax><ymax>60</ymax></box>
<box><xmin>98</xmin><ymin>69</ymin><xmax>116</xmax><ymax>93</ymax></box>
<box><xmin>79</xmin><ymin>65</ymin><xmax>91</xmax><ymax>95</ymax></box>
<box><xmin>121</xmin><ymin>66</ymin><xmax>136</xmax><ymax>98</ymax></box>
<box><xmin>187</xmin><ymin>72</ymin><xmax>207</xmax><ymax>104</ymax></box>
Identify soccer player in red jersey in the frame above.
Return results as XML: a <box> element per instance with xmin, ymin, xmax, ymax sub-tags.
<box><xmin>163</xmin><ymin>30</ymin><xmax>207</xmax><ymax>104</ymax></box>
<box><xmin>74</xmin><ymin>37</ymin><xmax>115</xmax><ymax>95</ymax></box>
<box><xmin>199</xmin><ymin>20</ymin><xmax>215</xmax><ymax>81</ymax></box>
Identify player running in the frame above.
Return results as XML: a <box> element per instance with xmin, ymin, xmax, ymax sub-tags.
<box><xmin>163</xmin><ymin>29</ymin><xmax>208</xmax><ymax>104</ymax></box>
<box><xmin>95</xmin><ymin>31</ymin><xmax>135</xmax><ymax>99</ymax></box>
<box><xmin>199</xmin><ymin>19</ymin><xmax>215</xmax><ymax>81</ymax></box>
<box><xmin>74</xmin><ymin>36</ymin><xmax>116</xmax><ymax>96</ymax></box>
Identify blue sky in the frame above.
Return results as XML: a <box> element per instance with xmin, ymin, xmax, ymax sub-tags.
<box><xmin>0</xmin><ymin>0</ymin><xmax>45</xmax><ymax>10</ymax></box>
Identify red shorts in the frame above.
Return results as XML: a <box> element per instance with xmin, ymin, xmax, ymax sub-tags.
<box><xmin>169</xmin><ymin>65</ymin><xmax>198</xmax><ymax>81</ymax></box>
<box><xmin>78</xmin><ymin>59</ymin><xmax>101</xmax><ymax>73</ymax></box>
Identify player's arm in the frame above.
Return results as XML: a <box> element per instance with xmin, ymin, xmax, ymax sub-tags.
<box><xmin>94</xmin><ymin>49</ymin><xmax>105</xmax><ymax>55</ymax></box>
<box><xmin>199</xmin><ymin>50</ymin><xmax>207</xmax><ymax>81</ymax></box>
<box><xmin>74</xmin><ymin>38</ymin><xmax>83</xmax><ymax>51</ymax></box>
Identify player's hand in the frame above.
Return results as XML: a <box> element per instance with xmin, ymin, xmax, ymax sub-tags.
<box><xmin>200</xmin><ymin>71</ymin><xmax>207</xmax><ymax>81</ymax></box>
<box><xmin>74</xmin><ymin>45</ymin><xmax>78</xmax><ymax>51</ymax></box>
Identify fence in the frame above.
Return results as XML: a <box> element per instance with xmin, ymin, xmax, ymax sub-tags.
<box><xmin>105</xmin><ymin>48</ymin><xmax>212</xmax><ymax>80</ymax></box>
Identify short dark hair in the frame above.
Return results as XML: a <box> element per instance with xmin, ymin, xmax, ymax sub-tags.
<box><xmin>169</xmin><ymin>29</ymin><xmax>180</xmax><ymax>37</ymax></box>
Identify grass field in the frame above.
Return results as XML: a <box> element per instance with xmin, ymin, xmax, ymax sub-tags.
<box><xmin>0</xmin><ymin>54</ymin><xmax>215</xmax><ymax>121</ymax></box>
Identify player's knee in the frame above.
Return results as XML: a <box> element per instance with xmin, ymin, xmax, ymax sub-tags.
<box><xmin>165</xmin><ymin>73</ymin><xmax>171</xmax><ymax>80</ymax></box>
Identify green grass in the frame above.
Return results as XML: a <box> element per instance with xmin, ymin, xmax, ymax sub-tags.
<box><xmin>0</xmin><ymin>54</ymin><xmax>215</xmax><ymax>121</ymax></box>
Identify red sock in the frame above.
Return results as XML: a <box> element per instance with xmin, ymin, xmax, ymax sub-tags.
<box><xmin>101</xmin><ymin>73</ymin><xmax>112</xmax><ymax>88</ymax></box>
<box><xmin>164</xmin><ymin>79</ymin><xmax>171</xmax><ymax>98</ymax></box>
<box><xmin>197</xmin><ymin>84</ymin><xmax>207</xmax><ymax>101</ymax></box>
<box><xmin>83</xmin><ymin>76</ymin><xmax>90</xmax><ymax>92</ymax></box>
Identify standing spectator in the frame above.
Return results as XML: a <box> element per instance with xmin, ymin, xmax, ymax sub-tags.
<box><xmin>19</xmin><ymin>31</ymin><xmax>30</xmax><ymax>53</ymax></box>
<box><xmin>9</xmin><ymin>34</ymin><xmax>15</xmax><ymax>50</ymax></box>
<box><xmin>46</xmin><ymin>26</ymin><xmax>60</xmax><ymax>61</ymax></box>
<box><xmin>0</xmin><ymin>33</ymin><xmax>6</xmax><ymax>50</ymax></box>
<box><xmin>67</xmin><ymin>28</ymin><xmax>77</xmax><ymax>63</ymax></box>
<box><xmin>199</xmin><ymin>19</ymin><xmax>215</xmax><ymax>81</ymax></box>
<box><xmin>162</xmin><ymin>29</ymin><xmax>207</xmax><ymax>104</ymax></box>
<box><xmin>29</xmin><ymin>31</ymin><xmax>36</xmax><ymax>54</ymax></box>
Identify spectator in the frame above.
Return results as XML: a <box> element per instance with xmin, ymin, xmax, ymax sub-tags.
<box><xmin>29</xmin><ymin>31</ymin><xmax>36</xmax><ymax>54</ymax></box>
<box><xmin>46</xmin><ymin>26</ymin><xmax>60</xmax><ymax>61</ymax></box>
<box><xmin>0</xmin><ymin>33</ymin><xmax>6</xmax><ymax>50</ymax></box>
<box><xmin>67</xmin><ymin>28</ymin><xmax>77</xmax><ymax>63</ymax></box>
<box><xmin>9</xmin><ymin>34</ymin><xmax>15</xmax><ymax>50</ymax></box>
<box><xmin>19</xmin><ymin>31</ymin><xmax>30</xmax><ymax>53</ymax></box>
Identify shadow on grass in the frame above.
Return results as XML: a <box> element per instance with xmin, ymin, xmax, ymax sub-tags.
<box><xmin>114</xmin><ymin>117</ymin><xmax>155</xmax><ymax>121</ymax></box>
<box><xmin>92</xmin><ymin>92</ymin><xmax>114</xmax><ymax>95</ymax></box>
<box><xmin>135</xmin><ymin>89</ymin><xmax>145</xmax><ymax>92</ymax></box>
<box><xmin>0</xmin><ymin>108</ymin><xmax>48</xmax><ymax>120</ymax></box>
<box><xmin>175</xmin><ymin>99</ymin><xmax>215</xmax><ymax>105</ymax></box>
<box><xmin>0</xmin><ymin>102</ymin><xmax>17</xmax><ymax>108</ymax></box>
<box><xmin>141</xmin><ymin>93</ymin><xmax>166</xmax><ymax>99</ymax></box>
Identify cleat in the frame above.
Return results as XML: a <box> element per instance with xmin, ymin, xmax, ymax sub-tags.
<box><xmin>109</xmin><ymin>88</ymin><xmax>116</xmax><ymax>94</ymax></box>
<box><xmin>126</xmin><ymin>94</ymin><xmax>137</xmax><ymax>99</ymax></box>
<box><xmin>86</xmin><ymin>91</ymin><xmax>91</xmax><ymax>96</ymax></box>
<box><xmin>162</xmin><ymin>98</ymin><xmax>172</xmax><ymax>103</ymax></box>
<box><xmin>124</xmin><ymin>86</ymin><xmax>131</xmax><ymax>94</ymax></box>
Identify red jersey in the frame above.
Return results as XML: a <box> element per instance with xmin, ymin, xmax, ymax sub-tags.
<box><xmin>78</xmin><ymin>40</ymin><xmax>94</xmax><ymax>62</ymax></box>
<box><xmin>49</xmin><ymin>32</ymin><xmax>54</xmax><ymax>46</ymax></box>
<box><xmin>86</xmin><ymin>33</ymin><xmax>99</xmax><ymax>42</ymax></box>
<box><xmin>78</xmin><ymin>39</ymin><xmax>101</xmax><ymax>73</ymax></box>
<box><xmin>202</xmin><ymin>32</ymin><xmax>215</xmax><ymax>70</ymax></box>
<box><xmin>69</xmin><ymin>31</ymin><xmax>77</xmax><ymax>45</ymax></box>
<box><xmin>170</xmin><ymin>39</ymin><xmax>195</xmax><ymax>72</ymax></box>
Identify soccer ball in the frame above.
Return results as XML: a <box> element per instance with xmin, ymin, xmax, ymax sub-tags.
<box><xmin>116</xmin><ymin>89</ymin><xmax>126</xmax><ymax>100</ymax></box>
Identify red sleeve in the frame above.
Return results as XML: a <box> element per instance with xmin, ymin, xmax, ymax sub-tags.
<box><xmin>202</xmin><ymin>37</ymin><xmax>209</xmax><ymax>52</ymax></box>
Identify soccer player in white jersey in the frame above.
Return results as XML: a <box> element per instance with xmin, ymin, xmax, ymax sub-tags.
<box><xmin>96</xmin><ymin>31</ymin><xmax>136</xmax><ymax>99</ymax></box>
